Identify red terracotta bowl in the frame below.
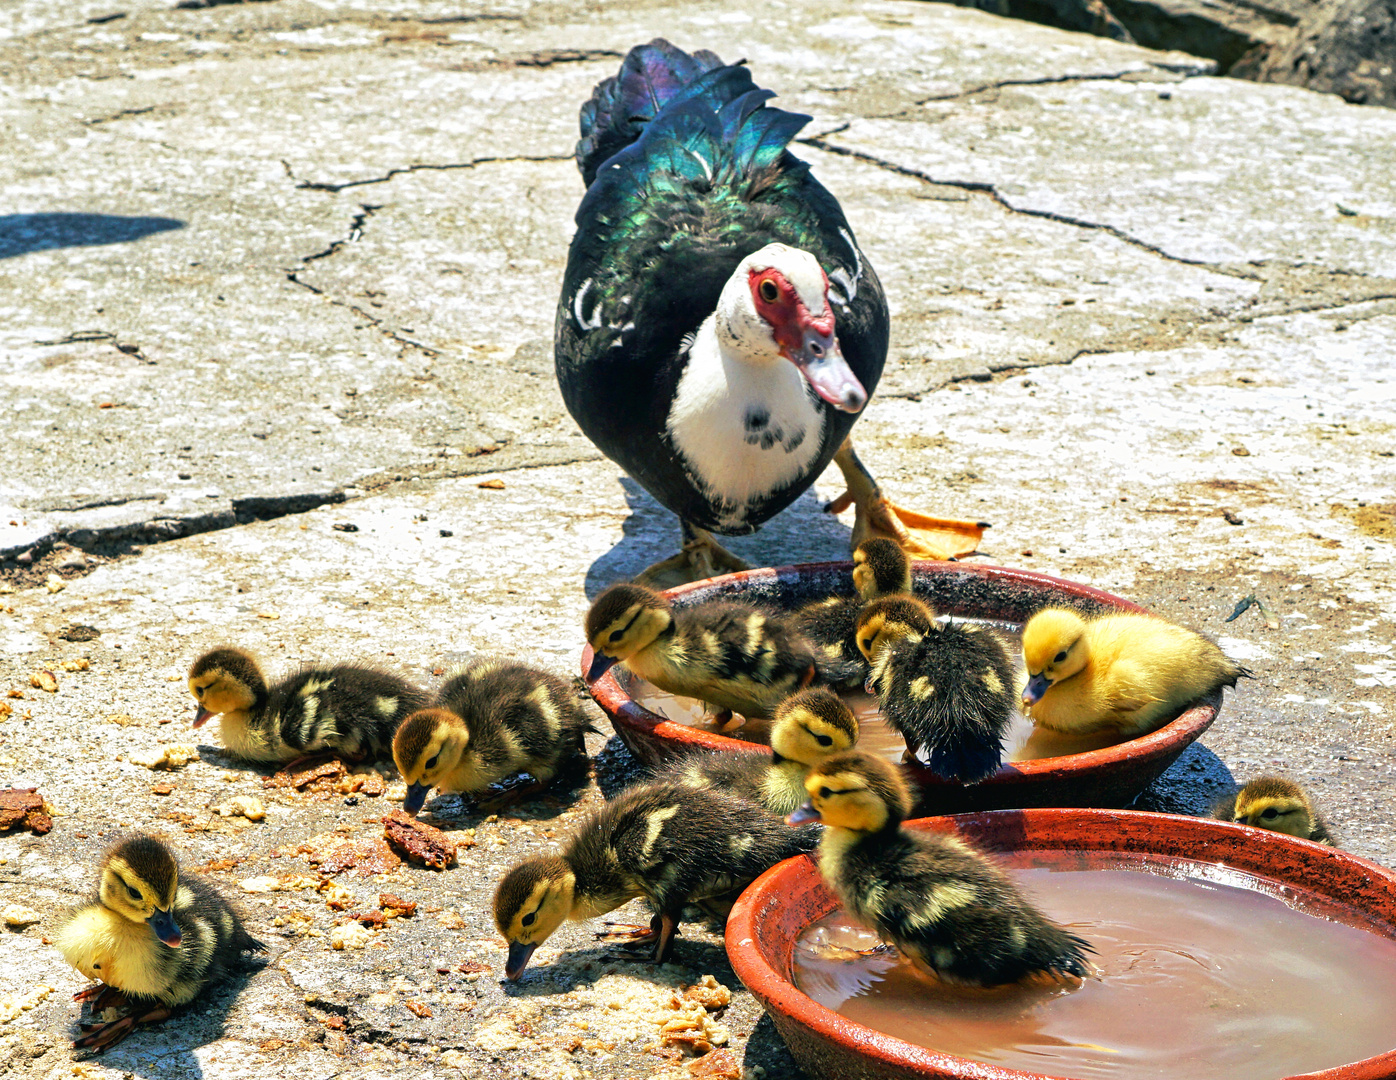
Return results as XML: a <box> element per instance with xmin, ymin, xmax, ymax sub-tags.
<box><xmin>582</xmin><ymin>561</ymin><xmax>1221</xmax><ymax>813</ymax></box>
<box><xmin>727</xmin><ymin>809</ymin><xmax>1396</xmax><ymax>1080</ymax></box>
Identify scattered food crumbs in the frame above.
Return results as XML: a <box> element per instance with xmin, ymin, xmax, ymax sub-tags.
<box><xmin>404</xmin><ymin>1000</ymin><xmax>433</xmax><ymax>1019</ymax></box>
<box><xmin>218</xmin><ymin>795</ymin><xmax>266</xmax><ymax>821</ymax></box>
<box><xmin>129</xmin><ymin>744</ymin><xmax>200</xmax><ymax>770</ymax></box>
<box><xmin>256</xmin><ymin>610</ymin><xmax>279</xmax><ymax>620</ymax></box>
<box><xmin>5</xmin><ymin>689</ymin><xmax>24</xmax><ymax>699</ymax></box>
<box><xmin>379</xmin><ymin>893</ymin><xmax>417</xmax><ymax>918</ymax></box>
<box><xmin>258</xmin><ymin>1038</ymin><xmax>287</xmax><ymax>1053</ymax></box>
<box><xmin>321</xmin><ymin>881</ymin><xmax>356</xmax><ymax>909</ymax></box>
<box><xmin>30</xmin><ymin>670</ymin><xmax>58</xmax><ymax>693</ymax></box>
<box><xmin>329</xmin><ymin>920</ymin><xmax>375</xmax><ymax>950</ymax></box>
<box><xmin>1232</xmin><ymin>445</ymin><xmax>1251</xmax><ymax>456</ymax></box>
<box><xmin>687</xmin><ymin>1048</ymin><xmax>742</xmax><ymax>1078</ymax></box>
<box><xmin>265</xmin><ymin>758</ymin><xmax>347</xmax><ymax>792</ymax></box>
<box><xmin>239</xmin><ymin>876</ymin><xmax>282</xmax><ymax>894</ymax></box>
<box><xmin>45</xmin><ymin>574</ymin><xmax>66</xmax><ymax>594</ymax></box>
<box><xmin>0</xmin><ymin>703</ymin><xmax>10</xmax><ymax>721</ymax></box>
<box><xmin>0</xmin><ymin>986</ymin><xmax>51</xmax><ymax>1024</ymax></box>
<box><xmin>383</xmin><ymin>810</ymin><xmax>457</xmax><ymax>869</ymax></box>
<box><xmin>0</xmin><ymin>788</ymin><xmax>52</xmax><ymax>834</ymax></box>
<box><xmin>477</xmin><ymin>478</ymin><xmax>505</xmax><ymax>489</ymax></box>
<box><xmin>151</xmin><ymin>782</ymin><xmax>175</xmax><ymax>797</ymax></box>
<box><xmin>104</xmin><ymin>712</ymin><xmax>140</xmax><ymax>726</ymax></box>
<box><xmin>60</xmin><ymin>658</ymin><xmax>90</xmax><ymax>672</ymax></box>
<box><xmin>283</xmin><ymin>831</ymin><xmax>402</xmax><ymax>877</ymax></box>
<box><xmin>332</xmin><ymin>522</ymin><xmax>359</xmax><ymax>532</ymax></box>
<box><xmin>436</xmin><ymin>909</ymin><xmax>467</xmax><ymax>930</ymax></box>
<box><xmin>347</xmin><ymin>909</ymin><xmax>386</xmax><ymax>929</ymax></box>
<box><xmin>2</xmin><ymin>904</ymin><xmax>43</xmax><ymax>927</ymax></box>
<box><xmin>336</xmin><ymin>772</ymin><xmax>386</xmax><ymax>797</ymax></box>
<box><xmin>457</xmin><ymin>960</ymin><xmax>490</xmax><ymax>974</ymax></box>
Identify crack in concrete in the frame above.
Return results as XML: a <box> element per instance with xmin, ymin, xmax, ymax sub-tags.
<box><xmin>910</xmin><ymin>64</ymin><xmax>1208</xmax><ymax>107</ymax></box>
<box><xmin>289</xmin><ymin>153</ymin><xmax>571</xmax><ymax>193</ymax></box>
<box><xmin>82</xmin><ymin>104</ymin><xmax>158</xmax><ymax>126</ymax></box>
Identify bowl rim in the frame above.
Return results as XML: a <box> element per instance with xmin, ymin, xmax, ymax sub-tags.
<box><xmin>726</xmin><ymin>807</ymin><xmax>1396</xmax><ymax>1080</ymax></box>
<box><xmin>583</xmin><ymin>560</ymin><xmax>1218</xmax><ymax>778</ymax></box>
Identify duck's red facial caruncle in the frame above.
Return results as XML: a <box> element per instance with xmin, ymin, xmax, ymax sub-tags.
<box><xmin>749</xmin><ymin>266</ymin><xmax>867</xmax><ymax>414</ymax></box>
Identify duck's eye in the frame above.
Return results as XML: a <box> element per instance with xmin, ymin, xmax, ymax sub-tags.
<box><xmin>1053</xmin><ymin>650</ymin><xmax>1068</xmax><ymax>663</ymax></box>
<box><xmin>818</xmin><ymin>787</ymin><xmax>831</xmax><ymax>799</ymax></box>
<box><xmin>608</xmin><ymin>628</ymin><xmax>624</xmax><ymax>643</ymax></box>
<box><xmin>424</xmin><ymin>754</ymin><xmax>439</xmax><ymax>772</ymax></box>
<box><xmin>92</xmin><ymin>962</ymin><xmax>101</xmax><ymax>970</ymax></box>
<box><xmin>521</xmin><ymin>912</ymin><xmax>536</xmax><ymax>927</ymax></box>
<box><xmin>1261</xmin><ymin>808</ymin><xmax>1279</xmax><ymax>820</ymax></box>
<box><xmin>814</xmin><ymin>733</ymin><xmax>833</xmax><ymax>747</ymax></box>
<box><xmin>127</xmin><ymin>886</ymin><xmax>141</xmax><ymax>901</ymax></box>
<box><xmin>759</xmin><ymin>279</ymin><xmax>779</xmax><ymax>303</ymax></box>
<box><xmin>195</xmin><ymin>686</ymin><xmax>205</xmax><ymax>698</ymax></box>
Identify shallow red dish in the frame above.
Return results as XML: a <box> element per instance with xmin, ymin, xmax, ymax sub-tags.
<box><xmin>727</xmin><ymin>809</ymin><xmax>1396</xmax><ymax>1080</ymax></box>
<box><xmin>582</xmin><ymin>561</ymin><xmax>1221</xmax><ymax>813</ymax></box>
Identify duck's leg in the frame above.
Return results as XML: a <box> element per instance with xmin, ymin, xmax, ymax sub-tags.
<box><xmin>633</xmin><ymin>521</ymin><xmax>751</xmax><ymax>586</ymax></box>
<box><xmin>73</xmin><ymin>1005</ymin><xmax>171</xmax><ymax>1052</ymax></box>
<box><xmin>826</xmin><ymin>438</ymin><xmax>988</xmax><ymax>560</ymax></box>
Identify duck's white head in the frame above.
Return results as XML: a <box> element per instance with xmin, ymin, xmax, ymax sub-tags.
<box><xmin>715</xmin><ymin>243</ymin><xmax>867</xmax><ymax>413</ymax></box>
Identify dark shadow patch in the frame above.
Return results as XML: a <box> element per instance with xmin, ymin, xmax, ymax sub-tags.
<box><xmin>0</xmin><ymin>213</ymin><xmax>185</xmax><ymax>259</ymax></box>
<box><xmin>1129</xmin><ymin>740</ymin><xmax>1236</xmax><ymax>816</ymax></box>
<box><xmin>744</xmin><ymin>1011</ymin><xmax>813</xmax><ymax>1079</ymax></box>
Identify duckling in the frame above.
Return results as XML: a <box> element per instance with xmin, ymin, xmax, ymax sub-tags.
<box><xmin>394</xmin><ymin>659</ymin><xmax>598</xmax><ymax>815</ymax></box>
<box><xmin>1020</xmin><ymin>607</ymin><xmax>1251</xmax><ymax>738</ymax></box>
<box><xmin>794</xmin><ymin>538</ymin><xmax>913</xmax><ymax>687</ymax></box>
<box><xmin>54</xmin><ymin>834</ymin><xmax>264</xmax><ymax>1051</ymax></box>
<box><xmin>662</xmin><ymin>687</ymin><xmax>860</xmax><ymax>815</ymax></box>
<box><xmin>789</xmin><ymin>750</ymin><xmax>1090</xmax><ymax>986</ymax></box>
<box><xmin>855</xmin><ymin>595</ymin><xmax>1015</xmax><ymax>782</ymax></box>
<box><xmin>1213</xmin><ymin>775</ymin><xmax>1335</xmax><ymax>844</ymax></box>
<box><xmin>187</xmin><ymin>646</ymin><xmax>430</xmax><ymax>765</ymax></box>
<box><xmin>493</xmin><ymin>780</ymin><xmax>821</xmax><ymax>978</ymax></box>
<box><xmin>585</xmin><ymin>583</ymin><xmax>820</xmax><ymax>723</ymax></box>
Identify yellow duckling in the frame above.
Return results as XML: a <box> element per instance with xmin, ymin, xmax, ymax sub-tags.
<box><xmin>393</xmin><ymin>659</ymin><xmax>598</xmax><ymax>815</ymax></box>
<box><xmin>187</xmin><ymin>646</ymin><xmax>429</xmax><ymax>765</ymax></box>
<box><xmin>794</xmin><ymin>538</ymin><xmax>913</xmax><ymax>686</ymax></box>
<box><xmin>585</xmin><ymin>582</ymin><xmax>819</xmax><ymax>723</ymax></box>
<box><xmin>1019</xmin><ymin>607</ymin><xmax>1250</xmax><ymax>738</ymax></box>
<box><xmin>54</xmin><ymin>834</ymin><xmax>264</xmax><ymax>1051</ymax></box>
<box><xmin>664</xmin><ymin>687</ymin><xmax>859</xmax><ymax>815</ymax></box>
<box><xmin>1213</xmin><ymin>775</ymin><xmax>1334</xmax><ymax>844</ymax></box>
<box><xmin>493</xmin><ymin>780</ymin><xmax>820</xmax><ymax>978</ymax></box>
<box><xmin>789</xmin><ymin>750</ymin><xmax>1090</xmax><ymax>986</ymax></box>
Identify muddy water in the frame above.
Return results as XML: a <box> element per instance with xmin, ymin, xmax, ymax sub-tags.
<box><xmin>626</xmin><ymin>616</ymin><xmax>1125</xmax><ymax>765</ymax></box>
<box><xmin>793</xmin><ymin>854</ymin><xmax>1396</xmax><ymax>1078</ymax></box>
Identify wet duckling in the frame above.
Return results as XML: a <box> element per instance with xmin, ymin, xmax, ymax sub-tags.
<box><xmin>54</xmin><ymin>834</ymin><xmax>264</xmax><ymax>1051</ymax></box>
<box><xmin>789</xmin><ymin>750</ymin><xmax>1090</xmax><ymax>986</ymax></box>
<box><xmin>493</xmin><ymin>780</ymin><xmax>820</xmax><ymax>978</ymax></box>
<box><xmin>795</xmin><ymin>538</ymin><xmax>913</xmax><ymax>687</ymax></box>
<box><xmin>187</xmin><ymin>646</ymin><xmax>429</xmax><ymax>765</ymax></box>
<box><xmin>856</xmin><ymin>595</ymin><xmax>1015</xmax><ymax>782</ymax></box>
<box><xmin>585</xmin><ymin>583</ymin><xmax>820</xmax><ymax>722</ymax></box>
<box><xmin>394</xmin><ymin>659</ymin><xmax>598</xmax><ymax>815</ymax></box>
<box><xmin>1213</xmin><ymin>775</ymin><xmax>1335</xmax><ymax>844</ymax></box>
<box><xmin>663</xmin><ymin>687</ymin><xmax>860</xmax><ymax>815</ymax></box>
<box><xmin>1020</xmin><ymin>607</ymin><xmax>1250</xmax><ymax>738</ymax></box>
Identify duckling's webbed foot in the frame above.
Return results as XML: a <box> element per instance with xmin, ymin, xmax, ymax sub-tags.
<box><xmin>828</xmin><ymin>438</ymin><xmax>988</xmax><ymax>561</ymax></box>
<box><xmin>595</xmin><ymin>914</ymin><xmax>661</xmax><ymax>945</ymax></box>
<box><xmin>73</xmin><ymin>983</ymin><xmax>124</xmax><ymax>1010</ymax></box>
<box><xmin>634</xmin><ymin>523</ymin><xmax>751</xmax><ymax>587</ymax></box>
<box><xmin>73</xmin><ymin>1005</ymin><xmax>171</xmax><ymax>1052</ymax></box>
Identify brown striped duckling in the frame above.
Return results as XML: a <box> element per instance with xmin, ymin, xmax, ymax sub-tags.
<box><xmin>1213</xmin><ymin>775</ymin><xmax>1334</xmax><ymax>844</ymax></box>
<box><xmin>585</xmin><ymin>582</ymin><xmax>820</xmax><ymax>724</ymax></box>
<box><xmin>789</xmin><ymin>750</ymin><xmax>1090</xmax><ymax>986</ymax></box>
<box><xmin>493</xmin><ymin>780</ymin><xmax>820</xmax><ymax>978</ymax></box>
<box><xmin>856</xmin><ymin>595</ymin><xmax>1015</xmax><ymax>782</ymax></box>
<box><xmin>187</xmin><ymin>646</ymin><xmax>429</xmax><ymax>765</ymax></box>
<box><xmin>393</xmin><ymin>659</ymin><xmax>598</xmax><ymax>815</ymax></box>
<box><xmin>663</xmin><ymin>687</ymin><xmax>859</xmax><ymax>815</ymax></box>
<box><xmin>54</xmin><ymin>834</ymin><xmax>264</xmax><ymax>1051</ymax></box>
<box><xmin>1020</xmin><ymin>607</ymin><xmax>1250</xmax><ymax>738</ymax></box>
<box><xmin>794</xmin><ymin>538</ymin><xmax>912</xmax><ymax>687</ymax></box>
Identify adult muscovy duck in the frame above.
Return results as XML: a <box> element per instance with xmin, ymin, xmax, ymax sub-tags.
<box><xmin>555</xmin><ymin>40</ymin><xmax>986</xmax><ymax>582</ymax></box>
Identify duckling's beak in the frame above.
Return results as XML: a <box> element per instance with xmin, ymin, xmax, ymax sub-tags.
<box><xmin>149</xmin><ymin>908</ymin><xmax>182</xmax><ymax>948</ymax></box>
<box><xmin>586</xmin><ymin>651</ymin><xmax>618</xmax><ymax>682</ymax></box>
<box><xmin>1021</xmin><ymin>672</ymin><xmax>1051</xmax><ymax>706</ymax></box>
<box><xmin>787</xmin><ymin>803</ymin><xmax>822</xmax><ymax>825</ymax></box>
<box><xmin>192</xmin><ymin>706</ymin><xmax>214</xmax><ymax>728</ymax></box>
<box><xmin>505</xmin><ymin>941</ymin><xmax>537</xmax><ymax>980</ymax></box>
<box><xmin>403</xmin><ymin>783</ymin><xmax>431</xmax><ymax>816</ymax></box>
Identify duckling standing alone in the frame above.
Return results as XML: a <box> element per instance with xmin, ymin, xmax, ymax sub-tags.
<box><xmin>394</xmin><ymin>659</ymin><xmax>598</xmax><ymax>815</ymax></box>
<box><xmin>663</xmin><ymin>687</ymin><xmax>859</xmax><ymax>815</ymax></box>
<box><xmin>794</xmin><ymin>538</ymin><xmax>913</xmax><ymax>687</ymax></box>
<box><xmin>585</xmin><ymin>583</ymin><xmax>820</xmax><ymax>723</ymax></box>
<box><xmin>1213</xmin><ymin>775</ymin><xmax>1335</xmax><ymax>844</ymax></box>
<box><xmin>1020</xmin><ymin>608</ymin><xmax>1251</xmax><ymax>738</ymax></box>
<box><xmin>493</xmin><ymin>780</ymin><xmax>821</xmax><ymax>978</ymax></box>
<box><xmin>55</xmin><ymin>834</ymin><xmax>264</xmax><ymax>1051</ymax></box>
<box><xmin>856</xmin><ymin>596</ymin><xmax>1015</xmax><ymax>783</ymax></box>
<box><xmin>790</xmin><ymin>750</ymin><xmax>1090</xmax><ymax>986</ymax></box>
<box><xmin>187</xmin><ymin>646</ymin><xmax>430</xmax><ymax>764</ymax></box>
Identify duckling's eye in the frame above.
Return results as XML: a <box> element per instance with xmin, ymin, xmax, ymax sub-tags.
<box><xmin>759</xmin><ymin>279</ymin><xmax>779</xmax><ymax>303</ymax></box>
<box><xmin>608</xmin><ymin>628</ymin><xmax>624</xmax><ymax>642</ymax></box>
<box><xmin>195</xmin><ymin>686</ymin><xmax>205</xmax><ymax>698</ymax></box>
<box><xmin>818</xmin><ymin>787</ymin><xmax>831</xmax><ymax>799</ymax></box>
<box><xmin>1053</xmin><ymin>650</ymin><xmax>1068</xmax><ymax>663</ymax></box>
<box><xmin>127</xmin><ymin>886</ymin><xmax>141</xmax><ymax>901</ymax></box>
<box><xmin>521</xmin><ymin>912</ymin><xmax>536</xmax><ymax>927</ymax></box>
<box><xmin>1261</xmin><ymin>808</ymin><xmax>1279</xmax><ymax>820</ymax></box>
<box><xmin>813</xmin><ymin>733</ymin><xmax>833</xmax><ymax>747</ymax></box>
<box><xmin>424</xmin><ymin>754</ymin><xmax>439</xmax><ymax>771</ymax></box>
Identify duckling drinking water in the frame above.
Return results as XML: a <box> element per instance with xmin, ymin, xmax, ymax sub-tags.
<box><xmin>1020</xmin><ymin>607</ymin><xmax>1250</xmax><ymax>738</ymax></box>
<box><xmin>855</xmin><ymin>595</ymin><xmax>1015</xmax><ymax>782</ymax></box>
<box><xmin>585</xmin><ymin>582</ymin><xmax>820</xmax><ymax>724</ymax></box>
<box><xmin>54</xmin><ymin>834</ymin><xmax>264</xmax><ymax>1051</ymax></box>
<box><xmin>1213</xmin><ymin>775</ymin><xmax>1335</xmax><ymax>844</ymax></box>
<box><xmin>790</xmin><ymin>750</ymin><xmax>1090</xmax><ymax>986</ymax></box>
<box><xmin>794</xmin><ymin>538</ymin><xmax>913</xmax><ymax>687</ymax></box>
<box><xmin>493</xmin><ymin>780</ymin><xmax>820</xmax><ymax>977</ymax></box>
<box><xmin>187</xmin><ymin>646</ymin><xmax>429</xmax><ymax>764</ymax></box>
<box><xmin>393</xmin><ymin>659</ymin><xmax>597</xmax><ymax>815</ymax></box>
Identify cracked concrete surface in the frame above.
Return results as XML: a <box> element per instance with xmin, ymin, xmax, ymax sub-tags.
<box><xmin>2</xmin><ymin>0</ymin><xmax>1394</xmax><ymax>1078</ymax></box>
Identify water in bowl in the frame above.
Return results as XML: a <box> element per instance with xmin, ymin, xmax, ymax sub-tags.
<box><xmin>793</xmin><ymin>852</ymin><xmax>1396</xmax><ymax>1078</ymax></box>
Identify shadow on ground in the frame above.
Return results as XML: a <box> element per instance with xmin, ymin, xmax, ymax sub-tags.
<box><xmin>0</xmin><ymin>212</ymin><xmax>184</xmax><ymax>259</ymax></box>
